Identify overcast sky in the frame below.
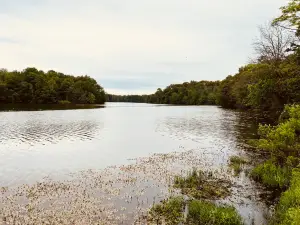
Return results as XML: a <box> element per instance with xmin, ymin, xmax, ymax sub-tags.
<box><xmin>0</xmin><ymin>0</ymin><xmax>284</xmax><ymax>94</ymax></box>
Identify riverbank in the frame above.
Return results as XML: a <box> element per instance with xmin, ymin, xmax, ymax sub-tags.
<box><xmin>249</xmin><ymin>104</ymin><xmax>300</xmax><ymax>224</ymax></box>
<box><xmin>0</xmin><ymin>103</ymin><xmax>105</xmax><ymax>111</ymax></box>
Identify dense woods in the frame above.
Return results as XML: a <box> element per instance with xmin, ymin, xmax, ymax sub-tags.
<box><xmin>107</xmin><ymin>51</ymin><xmax>300</xmax><ymax>110</ymax></box>
<box><xmin>218</xmin><ymin>55</ymin><xmax>300</xmax><ymax>110</ymax></box>
<box><xmin>108</xmin><ymin>52</ymin><xmax>299</xmax><ymax>111</ymax></box>
<box><xmin>106</xmin><ymin>81</ymin><xmax>220</xmax><ymax>105</ymax></box>
<box><xmin>106</xmin><ymin>94</ymin><xmax>149</xmax><ymax>103</ymax></box>
<box><xmin>148</xmin><ymin>81</ymin><xmax>220</xmax><ymax>105</ymax></box>
<box><xmin>0</xmin><ymin>68</ymin><xmax>105</xmax><ymax>104</ymax></box>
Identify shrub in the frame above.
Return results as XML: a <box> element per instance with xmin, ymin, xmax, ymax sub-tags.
<box><xmin>255</xmin><ymin>105</ymin><xmax>300</xmax><ymax>160</ymax></box>
<box><xmin>272</xmin><ymin>169</ymin><xmax>300</xmax><ymax>225</ymax></box>
<box><xmin>251</xmin><ymin>160</ymin><xmax>291</xmax><ymax>189</ymax></box>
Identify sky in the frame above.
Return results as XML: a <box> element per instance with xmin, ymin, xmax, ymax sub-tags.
<box><xmin>0</xmin><ymin>0</ymin><xmax>285</xmax><ymax>94</ymax></box>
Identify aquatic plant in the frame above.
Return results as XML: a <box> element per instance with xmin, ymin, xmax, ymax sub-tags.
<box><xmin>148</xmin><ymin>197</ymin><xmax>244</xmax><ymax>225</ymax></box>
<box><xmin>148</xmin><ymin>196</ymin><xmax>185</xmax><ymax>225</ymax></box>
<box><xmin>174</xmin><ymin>169</ymin><xmax>231</xmax><ymax>200</ymax></box>
<box><xmin>187</xmin><ymin>200</ymin><xmax>243</xmax><ymax>225</ymax></box>
<box><xmin>228</xmin><ymin>156</ymin><xmax>248</xmax><ymax>176</ymax></box>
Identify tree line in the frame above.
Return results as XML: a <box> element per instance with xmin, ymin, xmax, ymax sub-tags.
<box><xmin>0</xmin><ymin>68</ymin><xmax>105</xmax><ymax>104</ymax></box>
<box><xmin>249</xmin><ymin>2</ymin><xmax>300</xmax><ymax>224</ymax></box>
<box><xmin>106</xmin><ymin>81</ymin><xmax>220</xmax><ymax>105</ymax></box>
<box><xmin>106</xmin><ymin>94</ymin><xmax>149</xmax><ymax>103</ymax></box>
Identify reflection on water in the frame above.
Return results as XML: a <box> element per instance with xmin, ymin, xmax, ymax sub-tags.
<box><xmin>0</xmin><ymin>103</ymin><xmax>270</xmax><ymax>224</ymax></box>
<box><xmin>0</xmin><ymin>120</ymin><xmax>100</xmax><ymax>146</ymax></box>
<box><xmin>0</xmin><ymin>111</ymin><xmax>102</xmax><ymax>146</ymax></box>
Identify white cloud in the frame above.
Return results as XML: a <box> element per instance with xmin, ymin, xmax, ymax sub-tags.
<box><xmin>0</xmin><ymin>0</ymin><xmax>284</xmax><ymax>93</ymax></box>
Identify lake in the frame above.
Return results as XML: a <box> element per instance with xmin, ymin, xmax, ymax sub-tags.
<box><xmin>0</xmin><ymin>103</ymin><xmax>268</xmax><ymax>224</ymax></box>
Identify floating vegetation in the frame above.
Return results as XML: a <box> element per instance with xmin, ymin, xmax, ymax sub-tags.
<box><xmin>174</xmin><ymin>169</ymin><xmax>231</xmax><ymax>200</ymax></box>
<box><xmin>0</xmin><ymin>149</ymin><xmax>221</xmax><ymax>224</ymax></box>
<box><xmin>0</xmin><ymin>148</ymin><xmax>268</xmax><ymax>224</ymax></box>
<box><xmin>229</xmin><ymin>156</ymin><xmax>248</xmax><ymax>176</ymax></box>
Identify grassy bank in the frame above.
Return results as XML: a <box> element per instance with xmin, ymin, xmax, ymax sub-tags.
<box><xmin>250</xmin><ymin>104</ymin><xmax>300</xmax><ymax>224</ymax></box>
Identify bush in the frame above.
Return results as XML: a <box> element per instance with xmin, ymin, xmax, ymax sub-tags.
<box><xmin>255</xmin><ymin>105</ymin><xmax>300</xmax><ymax>160</ymax></box>
<box><xmin>187</xmin><ymin>200</ymin><xmax>243</xmax><ymax>225</ymax></box>
<box><xmin>272</xmin><ymin>169</ymin><xmax>300</xmax><ymax>225</ymax></box>
<box><xmin>251</xmin><ymin>160</ymin><xmax>291</xmax><ymax>189</ymax></box>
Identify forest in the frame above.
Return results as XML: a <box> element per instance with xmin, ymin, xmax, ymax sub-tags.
<box><xmin>108</xmin><ymin>46</ymin><xmax>300</xmax><ymax>111</ymax></box>
<box><xmin>106</xmin><ymin>81</ymin><xmax>220</xmax><ymax>105</ymax></box>
<box><xmin>0</xmin><ymin>68</ymin><xmax>106</xmax><ymax>104</ymax></box>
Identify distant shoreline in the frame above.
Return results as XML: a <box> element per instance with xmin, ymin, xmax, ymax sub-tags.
<box><xmin>0</xmin><ymin>103</ymin><xmax>105</xmax><ymax>111</ymax></box>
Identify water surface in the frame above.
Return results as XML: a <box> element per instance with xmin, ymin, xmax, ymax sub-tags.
<box><xmin>0</xmin><ymin>103</ymin><xmax>267</xmax><ymax>224</ymax></box>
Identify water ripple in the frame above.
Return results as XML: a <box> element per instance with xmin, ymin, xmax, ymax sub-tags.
<box><xmin>0</xmin><ymin>112</ymin><xmax>102</xmax><ymax>147</ymax></box>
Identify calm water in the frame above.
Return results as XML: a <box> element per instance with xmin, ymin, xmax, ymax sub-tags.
<box><xmin>0</xmin><ymin>103</ymin><xmax>267</xmax><ymax>224</ymax></box>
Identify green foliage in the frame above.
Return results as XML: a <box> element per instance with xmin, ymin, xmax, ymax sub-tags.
<box><xmin>149</xmin><ymin>196</ymin><xmax>185</xmax><ymax>224</ymax></box>
<box><xmin>148</xmin><ymin>81</ymin><xmax>220</xmax><ymax>105</ymax></box>
<box><xmin>250</xmin><ymin>105</ymin><xmax>300</xmax><ymax>223</ymax></box>
<box><xmin>106</xmin><ymin>94</ymin><xmax>149</xmax><ymax>103</ymax></box>
<box><xmin>271</xmin><ymin>169</ymin><xmax>300</xmax><ymax>225</ymax></box>
<box><xmin>107</xmin><ymin>51</ymin><xmax>300</xmax><ymax>109</ymax></box>
<box><xmin>255</xmin><ymin>105</ymin><xmax>300</xmax><ymax>159</ymax></box>
<box><xmin>149</xmin><ymin>197</ymin><xmax>243</xmax><ymax>225</ymax></box>
<box><xmin>187</xmin><ymin>200</ymin><xmax>243</xmax><ymax>225</ymax></box>
<box><xmin>251</xmin><ymin>160</ymin><xmax>292</xmax><ymax>189</ymax></box>
<box><xmin>174</xmin><ymin>169</ymin><xmax>231</xmax><ymax>199</ymax></box>
<box><xmin>217</xmin><ymin>60</ymin><xmax>300</xmax><ymax>110</ymax></box>
<box><xmin>273</xmin><ymin>0</ymin><xmax>300</xmax><ymax>36</ymax></box>
<box><xmin>106</xmin><ymin>81</ymin><xmax>220</xmax><ymax>105</ymax></box>
<box><xmin>0</xmin><ymin>68</ymin><xmax>105</xmax><ymax>104</ymax></box>
<box><xmin>273</xmin><ymin>0</ymin><xmax>300</xmax><ymax>63</ymax></box>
